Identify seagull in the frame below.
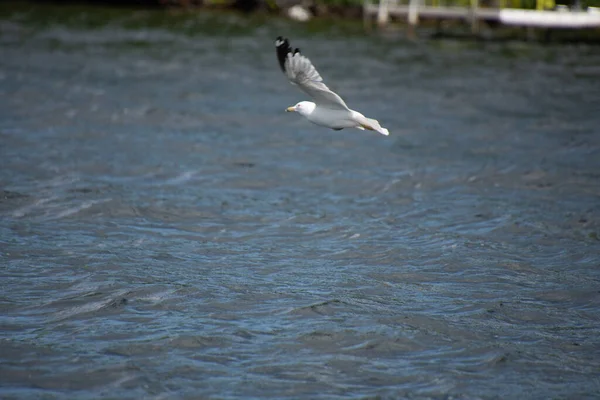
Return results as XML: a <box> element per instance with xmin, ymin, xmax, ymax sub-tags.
<box><xmin>275</xmin><ymin>36</ymin><xmax>389</xmax><ymax>136</ymax></box>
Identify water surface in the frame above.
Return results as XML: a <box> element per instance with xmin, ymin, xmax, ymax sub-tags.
<box><xmin>1</xmin><ymin>6</ymin><xmax>600</xmax><ymax>399</ymax></box>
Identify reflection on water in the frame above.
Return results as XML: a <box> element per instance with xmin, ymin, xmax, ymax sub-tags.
<box><xmin>1</xmin><ymin>5</ymin><xmax>600</xmax><ymax>399</ymax></box>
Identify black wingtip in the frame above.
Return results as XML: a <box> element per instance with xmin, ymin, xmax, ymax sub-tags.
<box><xmin>275</xmin><ymin>36</ymin><xmax>294</xmax><ymax>73</ymax></box>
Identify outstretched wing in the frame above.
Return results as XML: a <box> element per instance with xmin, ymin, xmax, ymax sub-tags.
<box><xmin>275</xmin><ymin>37</ymin><xmax>350</xmax><ymax>111</ymax></box>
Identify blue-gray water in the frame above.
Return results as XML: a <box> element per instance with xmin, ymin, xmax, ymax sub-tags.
<box><xmin>1</xmin><ymin>8</ymin><xmax>600</xmax><ymax>399</ymax></box>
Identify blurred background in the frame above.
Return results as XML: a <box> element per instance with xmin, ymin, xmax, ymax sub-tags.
<box><xmin>1</xmin><ymin>1</ymin><xmax>599</xmax><ymax>399</ymax></box>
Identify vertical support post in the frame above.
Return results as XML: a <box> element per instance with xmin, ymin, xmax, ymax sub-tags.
<box><xmin>407</xmin><ymin>0</ymin><xmax>420</xmax><ymax>38</ymax></box>
<box><xmin>363</xmin><ymin>0</ymin><xmax>372</xmax><ymax>30</ymax></box>
<box><xmin>377</xmin><ymin>0</ymin><xmax>390</xmax><ymax>28</ymax></box>
<box><xmin>470</xmin><ymin>0</ymin><xmax>479</xmax><ymax>34</ymax></box>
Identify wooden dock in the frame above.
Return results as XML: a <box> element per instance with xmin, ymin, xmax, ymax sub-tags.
<box><xmin>364</xmin><ymin>0</ymin><xmax>600</xmax><ymax>31</ymax></box>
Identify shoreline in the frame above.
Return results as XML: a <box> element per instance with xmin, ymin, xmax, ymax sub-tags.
<box><xmin>1</xmin><ymin>1</ymin><xmax>599</xmax><ymax>42</ymax></box>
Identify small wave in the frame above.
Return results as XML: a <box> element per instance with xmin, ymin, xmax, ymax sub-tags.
<box><xmin>49</xmin><ymin>289</ymin><xmax>130</xmax><ymax>323</ymax></box>
<box><xmin>163</xmin><ymin>170</ymin><xmax>198</xmax><ymax>185</ymax></box>
<box><xmin>51</xmin><ymin>198</ymin><xmax>112</xmax><ymax>220</ymax></box>
<box><xmin>12</xmin><ymin>196</ymin><xmax>58</xmax><ymax>218</ymax></box>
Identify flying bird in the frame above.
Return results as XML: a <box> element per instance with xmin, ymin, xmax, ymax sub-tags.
<box><xmin>275</xmin><ymin>36</ymin><xmax>389</xmax><ymax>136</ymax></box>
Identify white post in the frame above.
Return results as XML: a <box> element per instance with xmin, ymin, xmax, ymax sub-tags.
<box><xmin>363</xmin><ymin>0</ymin><xmax>372</xmax><ymax>30</ymax></box>
<box><xmin>408</xmin><ymin>0</ymin><xmax>420</xmax><ymax>37</ymax></box>
<box><xmin>470</xmin><ymin>0</ymin><xmax>480</xmax><ymax>33</ymax></box>
<box><xmin>377</xmin><ymin>0</ymin><xmax>390</xmax><ymax>27</ymax></box>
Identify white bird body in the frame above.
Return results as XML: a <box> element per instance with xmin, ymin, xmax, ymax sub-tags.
<box><xmin>276</xmin><ymin>37</ymin><xmax>389</xmax><ymax>136</ymax></box>
<box><xmin>291</xmin><ymin>101</ymin><xmax>378</xmax><ymax>131</ymax></box>
<box><xmin>308</xmin><ymin>106</ymin><xmax>356</xmax><ymax>130</ymax></box>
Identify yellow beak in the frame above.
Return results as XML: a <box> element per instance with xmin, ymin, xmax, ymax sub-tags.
<box><xmin>286</xmin><ymin>106</ymin><xmax>295</xmax><ymax>112</ymax></box>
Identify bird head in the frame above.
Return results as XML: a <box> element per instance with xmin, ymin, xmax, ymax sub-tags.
<box><xmin>286</xmin><ymin>101</ymin><xmax>316</xmax><ymax>117</ymax></box>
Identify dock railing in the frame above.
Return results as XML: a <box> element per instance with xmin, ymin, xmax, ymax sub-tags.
<box><xmin>364</xmin><ymin>0</ymin><xmax>600</xmax><ymax>30</ymax></box>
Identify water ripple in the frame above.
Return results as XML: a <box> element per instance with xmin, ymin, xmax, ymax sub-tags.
<box><xmin>1</xmin><ymin>9</ymin><xmax>600</xmax><ymax>399</ymax></box>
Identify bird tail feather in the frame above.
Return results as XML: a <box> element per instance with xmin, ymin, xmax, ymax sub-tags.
<box><xmin>357</xmin><ymin>115</ymin><xmax>390</xmax><ymax>136</ymax></box>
